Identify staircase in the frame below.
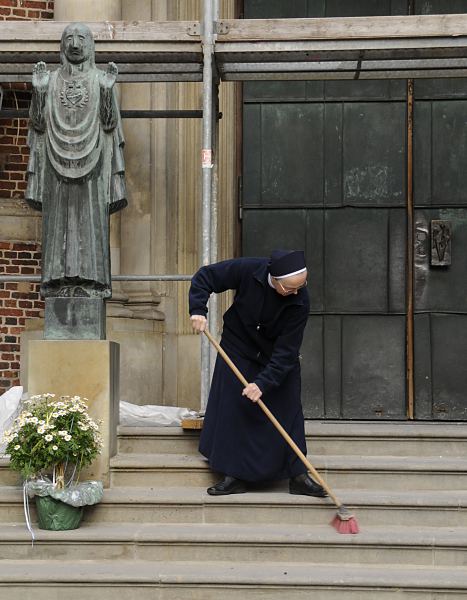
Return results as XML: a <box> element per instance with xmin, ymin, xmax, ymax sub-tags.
<box><xmin>2</xmin><ymin>421</ymin><xmax>467</xmax><ymax>598</ymax></box>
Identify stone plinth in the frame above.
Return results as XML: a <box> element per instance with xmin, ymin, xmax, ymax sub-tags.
<box><xmin>44</xmin><ymin>297</ymin><xmax>106</xmax><ymax>340</ymax></box>
<box><xmin>28</xmin><ymin>340</ymin><xmax>119</xmax><ymax>487</ymax></box>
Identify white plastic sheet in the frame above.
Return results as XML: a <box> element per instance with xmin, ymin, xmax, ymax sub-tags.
<box><xmin>120</xmin><ymin>400</ymin><xmax>199</xmax><ymax>427</ymax></box>
<box><xmin>0</xmin><ymin>386</ymin><xmax>24</xmax><ymax>454</ymax></box>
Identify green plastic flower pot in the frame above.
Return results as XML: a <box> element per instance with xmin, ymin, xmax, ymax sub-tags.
<box><xmin>35</xmin><ymin>495</ymin><xmax>84</xmax><ymax>531</ymax></box>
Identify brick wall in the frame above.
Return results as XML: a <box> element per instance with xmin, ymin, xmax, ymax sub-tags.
<box><xmin>0</xmin><ymin>242</ymin><xmax>42</xmax><ymax>395</ymax></box>
<box><xmin>0</xmin><ymin>1</ymin><xmax>53</xmax><ymax>394</ymax></box>
<box><xmin>0</xmin><ymin>1</ymin><xmax>54</xmax><ymax>20</ymax></box>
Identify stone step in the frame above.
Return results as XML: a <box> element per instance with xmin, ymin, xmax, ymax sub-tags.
<box><xmin>0</xmin><ymin>459</ymin><xmax>21</xmax><ymax>486</ymax></box>
<box><xmin>109</xmin><ymin>452</ymin><xmax>467</xmax><ymax>491</ymax></box>
<box><xmin>117</xmin><ymin>421</ymin><xmax>467</xmax><ymax>457</ymax></box>
<box><xmin>3</xmin><ymin>522</ymin><xmax>467</xmax><ymax>567</ymax></box>
<box><xmin>2</xmin><ymin>559</ymin><xmax>467</xmax><ymax>599</ymax></box>
<box><xmin>2</xmin><ymin>486</ymin><xmax>467</xmax><ymax>528</ymax></box>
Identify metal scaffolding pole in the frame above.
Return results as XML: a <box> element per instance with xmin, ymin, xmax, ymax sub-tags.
<box><xmin>200</xmin><ymin>0</ymin><xmax>215</xmax><ymax>410</ymax></box>
<box><xmin>209</xmin><ymin>0</ymin><xmax>220</xmax><ymax>380</ymax></box>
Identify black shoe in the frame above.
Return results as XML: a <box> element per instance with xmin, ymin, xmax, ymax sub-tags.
<box><xmin>207</xmin><ymin>476</ymin><xmax>247</xmax><ymax>496</ymax></box>
<box><xmin>289</xmin><ymin>473</ymin><xmax>328</xmax><ymax>498</ymax></box>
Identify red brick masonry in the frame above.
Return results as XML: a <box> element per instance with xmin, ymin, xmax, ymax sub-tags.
<box><xmin>0</xmin><ymin>2</ymin><xmax>53</xmax><ymax>393</ymax></box>
<box><xmin>0</xmin><ymin>242</ymin><xmax>43</xmax><ymax>395</ymax></box>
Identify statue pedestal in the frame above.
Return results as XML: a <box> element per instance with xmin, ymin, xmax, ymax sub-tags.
<box><xmin>44</xmin><ymin>298</ymin><xmax>106</xmax><ymax>340</ymax></box>
<box><xmin>28</xmin><ymin>340</ymin><xmax>119</xmax><ymax>487</ymax></box>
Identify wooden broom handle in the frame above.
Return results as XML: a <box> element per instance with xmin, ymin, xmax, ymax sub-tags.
<box><xmin>203</xmin><ymin>328</ymin><xmax>341</xmax><ymax>507</ymax></box>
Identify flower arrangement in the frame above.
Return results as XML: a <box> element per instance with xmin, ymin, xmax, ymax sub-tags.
<box><xmin>2</xmin><ymin>393</ymin><xmax>103</xmax><ymax>488</ymax></box>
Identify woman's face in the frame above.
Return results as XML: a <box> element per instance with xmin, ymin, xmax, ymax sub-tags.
<box><xmin>271</xmin><ymin>270</ymin><xmax>308</xmax><ymax>296</ymax></box>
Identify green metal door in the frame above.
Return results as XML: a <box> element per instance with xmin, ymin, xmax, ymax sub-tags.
<box><xmin>413</xmin><ymin>0</ymin><xmax>467</xmax><ymax>419</ymax></box>
<box><xmin>241</xmin><ymin>0</ymin><xmax>467</xmax><ymax>420</ymax></box>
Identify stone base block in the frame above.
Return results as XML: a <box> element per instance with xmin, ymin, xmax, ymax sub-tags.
<box><xmin>44</xmin><ymin>297</ymin><xmax>106</xmax><ymax>340</ymax></box>
<box><xmin>28</xmin><ymin>340</ymin><xmax>119</xmax><ymax>487</ymax></box>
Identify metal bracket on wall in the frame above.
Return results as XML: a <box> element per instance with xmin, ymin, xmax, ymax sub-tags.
<box><xmin>430</xmin><ymin>220</ymin><xmax>451</xmax><ymax>267</ymax></box>
<box><xmin>186</xmin><ymin>22</ymin><xmax>201</xmax><ymax>36</ymax></box>
<box><xmin>215</xmin><ymin>21</ymin><xmax>230</xmax><ymax>35</ymax></box>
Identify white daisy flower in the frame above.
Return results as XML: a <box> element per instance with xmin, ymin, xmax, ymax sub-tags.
<box><xmin>13</xmin><ymin>445</ymin><xmax>20</xmax><ymax>450</ymax></box>
<box><xmin>52</xmin><ymin>445</ymin><xmax>58</xmax><ymax>451</ymax></box>
<box><xmin>45</xmin><ymin>434</ymin><xmax>53</xmax><ymax>442</ymax></box>
<box><xmin>64</xmin><ymin>434</ymin><xmax>71</xmax><ymax>441</ymax></box>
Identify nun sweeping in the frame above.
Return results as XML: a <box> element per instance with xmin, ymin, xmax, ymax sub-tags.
<box><xmin>189</xmin><ymin>250</ymin><xmax>327</xmax><ymax>497</ymax></box>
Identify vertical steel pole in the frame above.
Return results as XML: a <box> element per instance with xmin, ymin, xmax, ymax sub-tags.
<box><xmin>209</xmin><ymin>0</ymin><xmax>220</xmax><ymax>377</ymax></box>
<box><xmin>406</xmin><ymin>77</ymin><xmax>415</xmax><ymax>420</ymax></box>
<box><xmin>200</xmin><ymin>0</ymin><xmax>215</xmax><ymax>410</ymax></box>
<box><xmin>406</xmin><ymin>0</ymin><xmax>415</xmax><ymax>420</ymax></box>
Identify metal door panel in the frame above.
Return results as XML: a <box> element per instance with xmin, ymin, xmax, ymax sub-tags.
<box><xmin>326</xmin><ymin>0</ymin><xmax>402</xmax><ymax>16</ymax></box>
<box><xmin>414</xmin><ymin>80</ymin><xmax>467</xmax><ymax>102</ymax></box>
<box><xmin>342</xmin><ymin>103</ymin><xmax>406</xmax><ymax>206</ymax></box>
<box><xmin>341</xmin><ymin>316</ymin><xmax>406</xmax><ymax>419</ymax></box>
<box><xmin>415</xmin><ymin>0</ymin><xmax>467</xmax><ymax>14</ymax></box>
<box><xmin>414</xmin><ymin>101</ymin><xmax>467</xmax><ymax>206</ymax></box>
<box><xmin>242</xmin><ymin>209</ymin><xmax>307</xmax><ymax>255</ymax></box>
<box><xmin>301</xmin><ymin>316</ymin><xmax>325</xmax><ymax>419</ymax></box>
<box><xmin>431</xmin><ymin>102</ymin><xmax>467</xmax><ymax>206</ymax></box>
<box><xmin>243</xmin><ymin>104</ymin><xmax>262</xmax><ymax>205</ymax></box>
<box><xmin>325</xmin><ymin>80</ymin><xmax>406</xmax><ymax>101</ymax></box>
<box><xmin>431</xmin><ymin>315</ymin><xmax>467</xmax><ymax>420</ymax></box>
<box><xmin>323</xmin><ymin>103</ymin><xmax>343</xmax><ymax>207</ymax></box>
<box><xmin>244</xmin><ymin>0</ymin><xmax>310</xmax><ymax>19</ymax></box>
<box><xmin>302</xmin><ymin>314</ymin><xmax>407</xmax><ymax>420</ymax></box>
<box><xmin>413</xmin><ymin>101</ymin><xmax>431</xmax><ymax>206</ymax></box>
<box><xmin>322</xmin><ymin>315</ymin><xmax>343</xmax><ymax>418</ymax></box>
<box><xmin>415</xmin><ymin>314</ymin><xmax>467</xmax><ymax>420</ymax></box>
<box><xmin>413</xmin><ymin>313</ymin><xmax>432</xmax><ymax>419</ymax></box>
<box><xmin>414</xmin><ymin>209</ymin><xmax>467</xmax><ymax>313</ymax></box>
<box><xmin>244</xmin><ymin>81</ymin><xmax>406</xmax><ymax>104</ymax></box>
<box><xmin>324</xmin><ymin>208</ymin><xmax>404</xmax><ymax>313</ymax></box>
<box><xmin>244</xmin><ymin>101</ymin><xmax>406</xmax><ymax>210</ymax></box>
<box><xmin>389</xmin><ymin>209</ymin><xmax>407</xmax><ymax>313</ymax></box>
<box><xmin>244</xmin><ymin>82</ymin><xmax>309</xmax><ymax>103</ymax></box>
<box><xmin>243</xmin><ymin>103</ymin><xmax>324</xmax><ymax>206</ymax></box>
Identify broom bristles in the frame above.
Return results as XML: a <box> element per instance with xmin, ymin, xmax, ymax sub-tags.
<box><xmin>330</xmin><ymin>505</ymin><xmax>360</xmax><ymax>534</ymax></box>
<box><xmin>331</xmin><ymin>514</ymin><xmax>359</xmax><ymax>534</ymax></box>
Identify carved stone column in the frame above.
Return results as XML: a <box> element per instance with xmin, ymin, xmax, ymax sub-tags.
<box><xmin>54</xmin><ymin>0</ymin><xmax>122</xmax><ymax>21</ymax></box>
<box><xmin>116</xmin><ymin>0</ymin><xmax>163</xmax><ymax>321</ymax></box>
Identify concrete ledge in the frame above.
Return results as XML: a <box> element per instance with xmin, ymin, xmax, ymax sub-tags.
<box><xmin>2</xmin><ymin>486</ymin><xmax>467</xmax><ymax>528</ymax></box>
<box><xmin>2</xmin><ymin>559</ymin><xmax>467</xmax><ymax>593</ymax></box>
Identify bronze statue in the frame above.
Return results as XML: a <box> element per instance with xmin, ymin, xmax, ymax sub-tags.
<box><xmin>26</xmin><ymin>23</ymin><xmax>127</xmax><ymax>300</ymax></box>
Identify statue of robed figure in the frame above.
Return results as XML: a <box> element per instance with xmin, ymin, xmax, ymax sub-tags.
<box><xmin>26</xmin><ymin>22</ymin><xmax>127</xmax><ymax>301</ymax></box>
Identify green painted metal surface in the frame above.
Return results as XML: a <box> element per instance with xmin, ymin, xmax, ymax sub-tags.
<box><xmin>242</xmin><ymin>0</ymin><xmax>467</xmax><ymax>420</ymax></box>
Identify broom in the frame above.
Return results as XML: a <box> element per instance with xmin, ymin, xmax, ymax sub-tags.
<box><xmin>203</xmin><ymin>328</ymin><xmax>359</xmax><ymax>535</ymax></box>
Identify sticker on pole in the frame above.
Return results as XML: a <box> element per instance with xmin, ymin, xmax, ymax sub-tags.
<box><xmin>202</xmin><ymin>148</ymin><xmax>213</xmax><ymax>169</ymax></box>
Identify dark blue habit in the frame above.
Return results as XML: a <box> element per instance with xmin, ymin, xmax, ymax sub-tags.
<box><xmin>189</xmin><ymin>257</ymin><xmax>309</xmax><ymax>482</ymax></box>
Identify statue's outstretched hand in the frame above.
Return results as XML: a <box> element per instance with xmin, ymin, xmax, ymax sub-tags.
<box><xmin>101</xmin><ymin>62</ymin><xmax>118</xmax><ymax>89</ymax></box>
<box><xmin>32</xmin><ymin>61</ymin><xmax>50</xmax><ymax>91</ymax></box>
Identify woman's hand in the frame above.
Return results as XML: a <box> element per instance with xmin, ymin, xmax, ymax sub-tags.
<box><xmin>242</xmin><ymin>383</ymin><xmax>262</xmax><ymax>403</ymax></box>
<box><xmin>190</xmin><ymin>314</ymin><xmax>207</xmax><ymax>333</ymax></box>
